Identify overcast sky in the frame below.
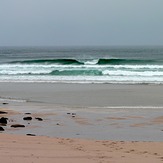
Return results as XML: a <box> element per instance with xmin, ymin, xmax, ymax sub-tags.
<box><xmin>0</xmin><ymin>0</ymin><xmax>163</xmax><ymax>46</ymax></box>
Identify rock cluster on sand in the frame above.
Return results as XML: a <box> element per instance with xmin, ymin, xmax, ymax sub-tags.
<box><xmin>0</xmin><ymin>108</ymin><xmax>43</xmax><ymax>135</ymax></box>
<box><xmin>67</xmin><ymin>112</ymin><xmax>76</xmax><ymax>118</ymax></box>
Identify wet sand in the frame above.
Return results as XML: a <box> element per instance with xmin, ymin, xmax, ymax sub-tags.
<box><xmin>1</xmin><ymin>82</ymin><xmax>163</xmax><ymax>162</ymax></box>
<box><xmin>1</xmin><ymin>82</ymin><xmax>163</xmax><ymax>107</ymax></box>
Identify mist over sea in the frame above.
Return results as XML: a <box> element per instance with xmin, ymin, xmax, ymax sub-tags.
<box><xmin>0</xmin><ymin>46</ymin><xmax>163</xmax><ymax>84</ymax></box>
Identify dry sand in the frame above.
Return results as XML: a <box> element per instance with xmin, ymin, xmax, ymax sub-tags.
<box><xmin>1</xmin><ymin>82</ymin><xmax>163</xmax><ymax>162</ymax></box>
<box><xmin>0</xmin><ymin>134</ymin><xmax>163</xmax><ymax>163</ymax></box>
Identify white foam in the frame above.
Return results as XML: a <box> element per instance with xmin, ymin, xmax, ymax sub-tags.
<box><xmin>84</xmin><ymin>59</ymin><xmax>99</xmax><ymax>65</ymax></box>
<box><xmin>0</xmin><ymin>97</ymin><xmax>27</xmax><ymax>103</ymax></box>
<box><xmin>1</xmin><ymin>63</ymin><xmax>163</xmax><ymax>84</ymax></box>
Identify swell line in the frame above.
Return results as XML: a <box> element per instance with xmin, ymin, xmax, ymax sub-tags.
<box><xmin>10</xmin><ymin>59</ymin><xmax>84</xmax><ymax>65</ymax></box>
<box><xmin>9</xmin><ymin>58</ymin><xmax>163</xmax><ymax>65</ymax></box>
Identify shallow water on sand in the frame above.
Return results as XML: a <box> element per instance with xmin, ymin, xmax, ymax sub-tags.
<box><xmin>1</xmin><ymin>82</ymin><xmax>163</xmax><ymax>141</ymax></box>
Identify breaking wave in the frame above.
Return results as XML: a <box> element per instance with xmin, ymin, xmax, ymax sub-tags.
<box><xmin>10</xmin><ymin>58</ymin><xmax>163</xmax><ymax>65</ymax></box>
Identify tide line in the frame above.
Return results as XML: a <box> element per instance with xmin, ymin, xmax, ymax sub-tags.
<box><xmin>0</xmin><ymin>96</ymin><xmax>27</xmax><ymax>103</ymax></box>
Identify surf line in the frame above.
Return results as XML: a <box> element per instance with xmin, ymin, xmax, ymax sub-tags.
<box><xmin>89</xmin><ymin>106</ymin><xmax>163</xmax><ymax>109</ymax></box>
<box><xmin>0</xmin><ymin>96</ymin><xmax>27</xmax><ymax>103</ymax></box>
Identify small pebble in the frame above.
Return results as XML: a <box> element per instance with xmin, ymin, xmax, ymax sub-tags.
<box><xmin>0</xmin><ymin>117</ymin><xmax>8</xmax><ymax>124</ymax></box>
<box><xmin>26</xmin><ymin>134</ymin><xmax>36</xmax><ymax>136</ymax></box>
<box><xmin>0</xmin><ymin>126</ymin><xmax>4</xmax><ymax>131</ymax></box>
<box><xmin>23</xmin><ymin>117</ymin><xmax>32</xmax><ymax>121</ymax></box>
<box><xmin>35</xmin><ymin>117</ymin><xmax>43</xmax><ymax>121</ymax></box>
<box><xmin>0</xmin><ymin>111</ymin><xmax>8</xmax><ymax>114</ymax></box>
<box><xmin>2</xmin><ymin>103</ymin><xmax>8</xmax><ymax>105</ymax></box>
<box><xmin>11</xmin><ymin>124</ymin><xmax>25</xmax><ymax>128</ymax></box>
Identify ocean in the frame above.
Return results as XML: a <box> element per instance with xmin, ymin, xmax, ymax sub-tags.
<box><xmin>0</xmin><ymin>46</ymin><xmax>163</xmax><ymax>84</ymax></box>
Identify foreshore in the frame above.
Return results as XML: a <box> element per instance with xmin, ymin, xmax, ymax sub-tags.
<box><xmin>1</xmin><ymin>82</ymin><xmax>163</xmax><ymax>107</ymax></box>
<box><xmin>1</xmin><ymin>82</ymin><xmax>163</xmax><ymax>162</ymax></box>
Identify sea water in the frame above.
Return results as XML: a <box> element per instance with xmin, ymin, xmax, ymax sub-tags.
<box><xmin>0</xmin><ymin>46</ymin><xmax>163</xmax><ymax>84</ymax></box>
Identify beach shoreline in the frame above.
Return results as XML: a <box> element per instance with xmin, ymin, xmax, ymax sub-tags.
<box><xmin>1</xmin><ymin>82</ymin><xmax>163</xmax><ymax>162</ymax></box>
<box><xmin>1</xmin><ymin>82</ymin><xmax>163</xmax><ymax>107</ymax></box>
<box><xmin>0</xmin><ymin>82</ymin><xmax>163</xmax><ymax>140</ymax></box>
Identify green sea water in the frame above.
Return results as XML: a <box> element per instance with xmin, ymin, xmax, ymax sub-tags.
<box><xmin>0</xmin><ymin>46</ymin><xmax>163</xmax><ymax>84</ymax></box>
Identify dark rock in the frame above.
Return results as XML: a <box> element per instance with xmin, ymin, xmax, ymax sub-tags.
<box><xmin>0</xmin><ymin>126</ymin><xmax>4</xmax><ymax>131</ymax></box>
<box><xmin>35</xmin><ymin>117</ymin><xmax>43</xmax><ymax>121</ymax></box>
<box><xmin>56</xmin><ymin>123</ymin><xmax>60</xmax><ymax>125</ymax></box>
<box><xmin>72</xmin><ymin>113</ymin><xmax>76</xmax><ymax>115</ymax></box>
<box><xmin>25</xmin><ymin>113</ymin><xmax>31</xmax><ymax>115</ymax></box>
<box><xmin>72</xmin><ymin>115</ymin><xmax>76</xmax><ymax>118</ymax></box>
<box><xmin>67</xmin><ymin>113</ymin><xmax>71</xmax><ymax>115</ymax></box>
<box><xmin>26</xmin><ymin>134</ymin><xmax>36</xmax><ymax>136</ymax></box>
<box><xmin>0</xmin><ymin>111</ymin><xmax>8</xmax><ymax>114</ymax></box>
<box><xmin>0</xmin><ymin>117</ymin><xmax>8</xmax><ymax>124</ymax></box>
<box><xmin>11</xmin><ymin>124</ymin><xmax>25</xmax><ymax>128</ymax></box>
<box><xmin>2</xmin><ymin>103</ymin><xmax>8</xmax><ymax>105</ymax></box>
<box><xmin>23</xmin><ymin>117</ymin><xmax>32</xmax><ymax>121</ymax></box>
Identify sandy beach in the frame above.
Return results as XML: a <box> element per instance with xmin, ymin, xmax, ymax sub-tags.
<box><xmin>0</xmin><ymin>133</ymin><xmax>163</xmax><ymax>163</ymax></box>
<box><xmin>1</xmin><ymin>82</ymin><xmax>163</xmax><ymax>162</ymax></box>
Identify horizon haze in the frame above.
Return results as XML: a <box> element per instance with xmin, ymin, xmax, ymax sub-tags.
<box><xmin>0</xmin><ymin>0</ymin><xmax>163</xmax><ymax>46</ymax></box>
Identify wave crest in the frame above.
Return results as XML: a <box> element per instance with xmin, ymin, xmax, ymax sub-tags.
<box><xmin>10</xmin><ymin>58</ymin><xmax>163</xmax><ymax>65</ymax></box>
<box><xmin>11</xmin><ymin>59</ymin><xmax>83</xmax><ymax>65</ymax></box>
